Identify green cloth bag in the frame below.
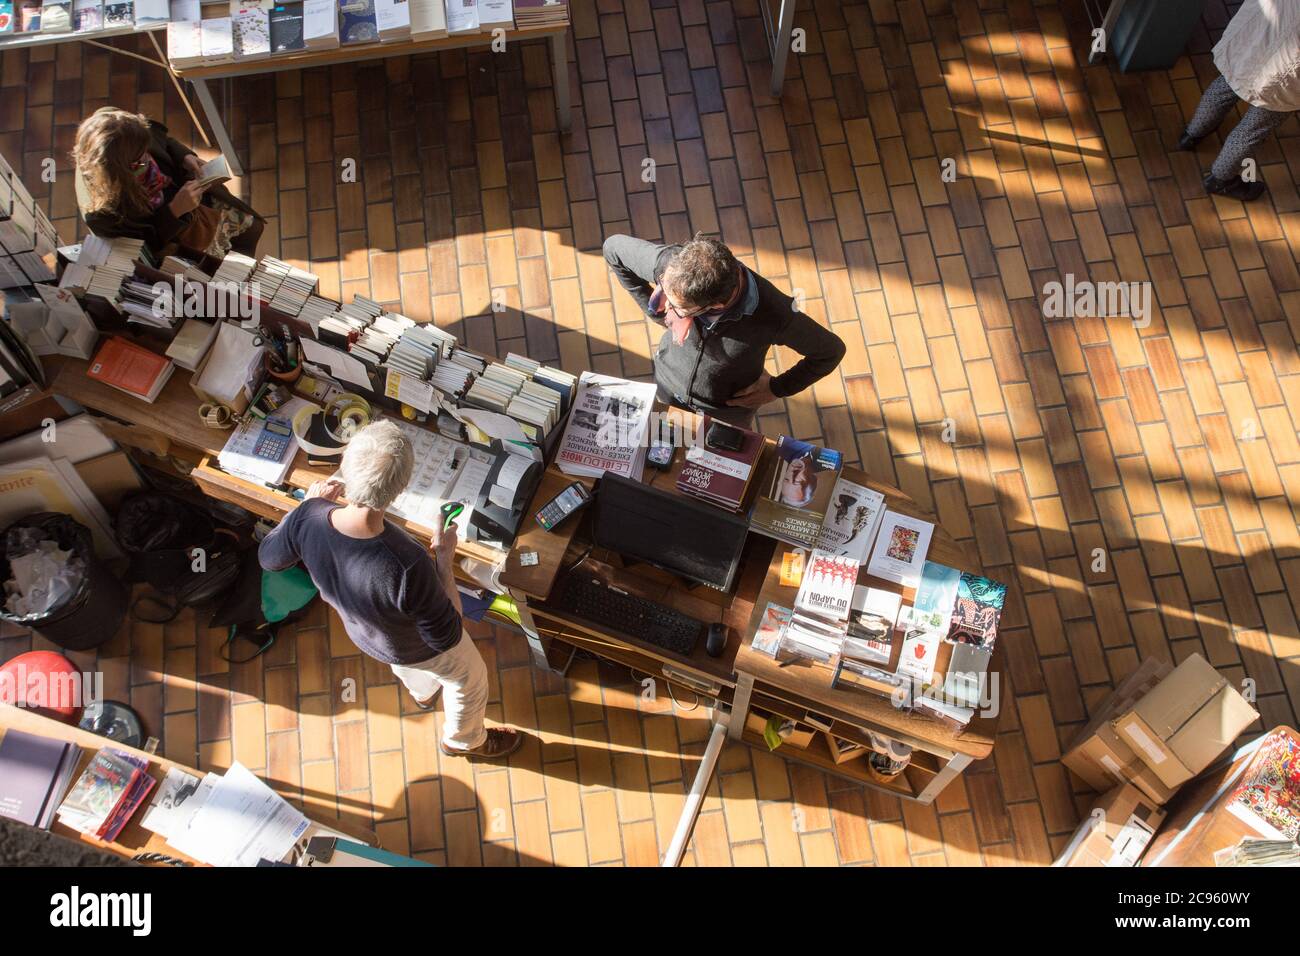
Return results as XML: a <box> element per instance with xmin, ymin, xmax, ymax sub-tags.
<box><xmin>261</xmin><ymin>565</ymin><xmax>318</xmax><ymax>623</ymax></box>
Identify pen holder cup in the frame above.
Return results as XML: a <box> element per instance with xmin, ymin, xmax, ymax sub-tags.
<box><xmin>265</xmin><ymin>351</ymin><xmax>302</xmax><ymax>384</ymax></box>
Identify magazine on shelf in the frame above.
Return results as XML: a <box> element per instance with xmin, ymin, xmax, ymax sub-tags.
<box><xmin>815</xmin><ymin>475</ymin><xmax>885</xmax><ymax>561</ymax></box>
<box><xmin>749</xmin><ymin>436</ymin><xmax>843</xmax><ymax>549</ymax></box>
<box><xmin>554</xmin><ymin>371</ymin><xmax>656</xmax><ymax>480</ymax></box>
<box><xmin>339</xmin><ymin>0</ymin><xmax>378</xmax><ymax>43</ymax></box>
<box><xmin>865</xmin><ymin>509</ymin><xmax>934</xmax><ymax>588</ymax></box>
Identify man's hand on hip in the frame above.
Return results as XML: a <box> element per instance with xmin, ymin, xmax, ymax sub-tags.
<box><xmin>729</xmin><ymin>371</ymin><xmax>777</xmax><ymax>409</ymax></box>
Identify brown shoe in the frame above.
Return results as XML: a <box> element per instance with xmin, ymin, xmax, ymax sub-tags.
<box><xmin>440</xmin><ymin>728</ymin><xmax>524</xmax><ymax>760</ymax></box>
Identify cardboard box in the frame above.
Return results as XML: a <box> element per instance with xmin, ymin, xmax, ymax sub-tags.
<box><xmin>745</xmin><ymin>711</ymin><xmax>814</xmax><ymax>750</ymax></box>
<box><xmin>823</xmin><ymin>731</ymin><xmax>868</xmax><ymax>765</ymax></box>
<box><xmin>1054</xmin><ymin>784</ymin><xmax>1166</xmax><ymax>867</ymax></box>
<box><xmin>1114</xmin><ymin>653</ymin><xmax>1258</xmax><ymax>790</ymax></box>
<box><xmin>1063</xmin><ymin>657</ymin><xmax>1175</xmax><ymax>802</ymax></box>
<box><xmin>74</xmin><ymin>450</ymin><xmax>144</xmax><ymax>513</ymax></box>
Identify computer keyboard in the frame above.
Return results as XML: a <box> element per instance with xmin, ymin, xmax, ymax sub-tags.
<box><xmin>552</xmin><ymin>575</ymin><xmax>704</xmax><ymax>657</ymax></box>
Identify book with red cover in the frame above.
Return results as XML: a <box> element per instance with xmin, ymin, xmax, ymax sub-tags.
<box><xmin>675</xmin><ymin>416</ymin><xmax>764</xmax><ymax>511</ymax></box>
<box><xmin>87</xmin><ymin>336</ymin><xmax>174</xmax><ymax>403</ymax></box>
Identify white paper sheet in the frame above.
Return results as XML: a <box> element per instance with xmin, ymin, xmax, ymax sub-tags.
<box><xmin>300</xmin><ymin>337</ymin><xmax>373</xmax><ymax>390</ymax></box>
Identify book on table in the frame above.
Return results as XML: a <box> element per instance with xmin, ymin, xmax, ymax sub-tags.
<box><xmin>815</xmin><ymin>474</ymin><xmax>885</xmax><ymax>562</ymax></box>
<box><xmin>0</xmin><ymin>730</ymin><xmax>80</xmax><ymax>830</ymax></box>
<box><xmin>675</xmin><ymin>415</ymin><xmax>763</xmax><ymax>512</ymax></box>
<box><xmin>87</xmin><ymin>336</ymin><xmax>175</xmax><ymax>403</ymax></box>
<box><xmin>749</xmin><ymin>436</ymin><xmax>843</xmax><ymax>549</ymax></box>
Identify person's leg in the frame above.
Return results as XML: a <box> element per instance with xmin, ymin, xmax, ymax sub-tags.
<box><xmin>1182</xmin><ymin>75</ymin><xmax>1242</xmax><ymax>144</ymax></box>
<box><xmin>1210</xmin><ymin>105</ymin><xmax>1290</xmax><ymax>181</ymax></box>
<box><xmin>430</xmin><ymin>632</ymin><xmax>491</xmax><ymax>752</ymax></box>
<box><xmin>389</xmin><ymin>660</ymin><xmax>442</xmax><ymax>710</ymax></box>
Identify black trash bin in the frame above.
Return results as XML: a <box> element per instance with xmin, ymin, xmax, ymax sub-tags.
<box><xmin>0</xmin><ymin>512</ymin><xmax>128</xmax><ymax>650</ymax></box>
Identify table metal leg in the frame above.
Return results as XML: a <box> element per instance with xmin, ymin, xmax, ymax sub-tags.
<box><xmin>189</xmin><ymin>78</ymin><xmax>245</xmax><ymax>178</ymax></box>
<box><xmin>768</xmin><ymin>0</ymin><xmax>797</xmax><ymax>98</ymax></box>
<box><xmin>550</xmin><ymin>30</ymin><xmax>571</xmax><ymax>132</ymax></box>
<box><xmin>728</xmin><ymin>672</ymin><xmax>755</xmax><ymax>740</ymax></box>
<box><xmin>513</xmin><ymin>595</ymin><xmax>561</xmax><ymax>673</ymax></box>
<box><xmin>914</xmin><ymin>752</ymin><xmax>972</xmax><ymax>805</ymax></box>
<box><xmin>661</xmin><ymin>714</ymin><xmax>728</xmax><ymax>867</ymax></box>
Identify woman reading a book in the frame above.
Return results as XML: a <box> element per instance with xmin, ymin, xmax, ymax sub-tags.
<box><xmin>72</xmin><ymin>107</ymin><xmax>264</xmax><ymax>261</ymax></box>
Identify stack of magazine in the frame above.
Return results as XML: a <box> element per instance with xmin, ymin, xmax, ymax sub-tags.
<box><xmin>554</xmin><ymin>371</ymin><xmax>657</xmax><ymax>480</ymax></box>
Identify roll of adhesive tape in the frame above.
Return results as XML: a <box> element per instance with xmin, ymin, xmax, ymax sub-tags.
<box><xmin>291</xmin><ymin>394</ymin><xmax>372</xmax><ymax>457</ymax></box>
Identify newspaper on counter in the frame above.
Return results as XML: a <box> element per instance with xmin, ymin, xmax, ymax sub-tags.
<box><xmin>554</xmin><ymin>372</ymin><xmax>657</xmax><ymax>480</ymax></box>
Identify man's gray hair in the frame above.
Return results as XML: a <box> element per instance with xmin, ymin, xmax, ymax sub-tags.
<box><xmin>339</xmin><ymin>420</ymin><xmax>414</xmax><ymax>511</ymax></box>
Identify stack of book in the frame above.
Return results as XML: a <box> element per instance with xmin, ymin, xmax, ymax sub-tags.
<box><xmin>59</xmin><ymin>234</ymin><xmax>149</xmax><ymax>305</ymax></box>
<box><xmin>783</xmin><ymin>549</ymin><xmax>859</xmax><ymax>663</ymax></box>
<box><xmin>374</xmin><ymin>0</ymin><xmax>408</xmax><ymax>41</ymax></box>
<box><xmin>200</xmin><ymin>16</ymin><xmax>235</xmax><ymax>65</ymax></box>
<box><xmin>478</xmin><ymin>0</ymin><xmax>512</xmax><ymax>30</ymax></box>
<box><xmin>302</xmin><ymin>0</ymin><xmax>337</xmax><ymax>47</ymax></box>
<box><xmin>0</xmin><ymin>150</ymin><xmax>61</xmax><ymax>290</ymax></box>
<box><xmin>503</xmin><ymin>352</ymin><xmax>576</xmax><ymax>413</ymax></box>
<box><xmin>385</xmin><ymin>323</ymin><xmax>451</xmax><ymax>379</ymax></box>
<box><xmin>514</xmin><ymin>0</ymin><xmax>564</xmax><ymax>28</ymax></box>
<box><xmin>0</xmin><ymin>730</ymin><xmax>81</xmax><ymax>830</ymax></box>
<box><xmin>268</xmin><ymin>1</ymin><xmax>304</xmax><ymax>52</ymax></box>
<box><xmin>675</xmin><ymin>416</ymin><xmax>763</xmax><ymax>512</ymax></box>
<box><xmin>232</xmin><ymin>5</ymin><xmax>273</xmax><ymax>59</ymax></box>
<box><xmin>267</xmin><ymin>260</ymin><xmax>317</xmax><ymax>314</ymax></box>
<box><xmin>316</xmin><ymin>294</ymin><xmax>382</xmax><ymax>346</ymax></box>
<box><xmin>56</xmin><ymin>746</ymin><xmax>157</xmax><ymax>842</ymax></box>
<box><xmin>210</xmin><ymin>250</ymin><xmax>258</xmax><ymax>285</ymax></box>
<box><xmin>431</xmin><ymin>349</ymin><xmax>477</xmax><ymax>399</ymax></box>
<box><xmin>408</xmin><ymin>0</ymin><xmax>444</xmax><ymax>37</ymax></box>
<box><xmin>119</xmin><ymin>277</ymin><xmax>182</xmax><ymax>330</ymax></box>
<box><xmin>160</xmin><ymin>254</ymin><xmax>208</xmax><ymax>283</ymax></box>
<box><xmin>750</xmin><ymin>436</ymin><xmax>843</xmax><ymax>549</ymax></box>
<box><xmin>87</xmin><ymin>336</ymin><xmax>175</xmax><ymax>402</ymax></box>
<box><xmin>298</xmin><ymin>293</ymin><xmax>341</xmax><ymax>333</ymax></box>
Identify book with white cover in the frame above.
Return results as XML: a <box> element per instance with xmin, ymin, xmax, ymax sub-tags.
<box><xmin>865</xmin><ymin>510</ymin><xmax>934</xmax><ymax>588</ymax></box>
<box><xmin>200</xmin><ymin>16</ymin><xmax>234</xmax><ymax>63</ymax></box>
<box><xmin>477</xmin><ymin>0</ymin><xmax>509</xmax><ymax>29</ymax></box>
<box><xmin>373</xmin><ymin>0</ymin><xmax>406</xmax><ymax>39</ymax></box>
<box><xmin>793</xmin><ymin>549</ymin><xmax>858</xmax><ymax>624</ymax></box>
<box><xmin>815</xmin><ymin>476</ymin><xmax>885</xmax><ymax>562</ymax></box>
<box><xmin>231</xmin><ymin>6</ymin><xmax>271</xmax><ymax>59</ymax></box>
<box><xmin>132</xmin><ymin>0</ymin><xmax>167</xmax><ymax>25</ymax></box>
<box><xmin>301</xmin><ymin>0</ymin><xmax>337</xmax><ymax>45</ymax></box>
<box><xmin>408</xmin><ymin>0</ymin><xmax>442</xmax><ymax>36</ymax></box>
<box><xmin>444</xmin><ymin>0</ymin><xmax>475</xmax><ymax>33</ymax></box>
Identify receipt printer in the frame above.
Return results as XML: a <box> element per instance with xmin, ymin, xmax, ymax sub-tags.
<box><xmin>467</xmin><ymin>453</ymin><xmax>542</xmax><ymax>546</ymax></box>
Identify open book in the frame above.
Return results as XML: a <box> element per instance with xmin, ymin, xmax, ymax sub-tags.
<box><xmin>194</xmin><ymin>154</ymin><xmax>231</xmax><ymax>188</ymax></box>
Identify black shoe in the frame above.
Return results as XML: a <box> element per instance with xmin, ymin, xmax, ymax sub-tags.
<box><xmin>1177</xmin><ymin>129</ymin><xmax>1202</xmax><ymax>151</ymax></box>
<box><xmin>1203</xmin><ymin>173</ymin><xmax>1266</xmax><ymax>202</ymax></box>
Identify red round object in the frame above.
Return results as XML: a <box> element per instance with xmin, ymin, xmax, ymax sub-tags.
<box><xmin>0</xmin><ymin>651</ymin><xmax>86</xmax><ymax>724</ymax></box>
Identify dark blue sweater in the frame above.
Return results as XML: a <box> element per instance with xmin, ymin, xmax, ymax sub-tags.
<box><xmin>258</xmin><ymin>498</ymin><xmax>461</xmax><ymax>665</ymax></box>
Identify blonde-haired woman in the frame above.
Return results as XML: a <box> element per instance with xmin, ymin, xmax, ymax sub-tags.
<box><xmin>72</xmin><ymin>107</ymin><xmax>264</xmax><ymax>259</ymax></box>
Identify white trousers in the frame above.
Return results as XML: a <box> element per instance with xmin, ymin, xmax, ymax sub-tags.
<box><xmin>389</xmin><ymin>631</ymin><xmax>489</xmax><ymax>751</ymax></box>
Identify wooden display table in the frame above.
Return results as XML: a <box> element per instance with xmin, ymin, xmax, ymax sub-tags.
<box><xmin>0</xmin><ymin>704</ymin><xmax>375</xmax><ymax>865</ymax></box>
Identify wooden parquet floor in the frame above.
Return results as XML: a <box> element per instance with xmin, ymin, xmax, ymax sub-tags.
<box><xmin>2</xmin><ymin>0</ymin><xmax>1298</xmax><ymax>866</ymax></box>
